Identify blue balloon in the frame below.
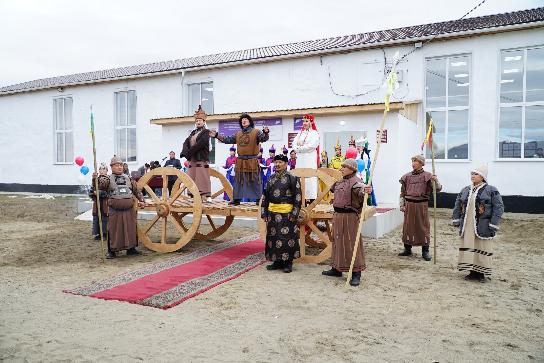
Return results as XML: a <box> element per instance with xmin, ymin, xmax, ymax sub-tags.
<box><xmin>356</xmin><ymin>159</ymin><xmax>365</xmax><ymax>173</ymax></box>
<box><xmin>80</xmin><ymin>165</ymin><xmax>90</xmax><ymax>175</ymax></box>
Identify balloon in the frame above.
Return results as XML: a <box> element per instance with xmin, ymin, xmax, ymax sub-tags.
<box><xmin>80</xmin><ymin>166</ymin><xmax>90</xmax><ymax>175</ymax></box>
<box><xmin>345</xmin><ymin>147</ymin><xmax>358</xmax><ymax>159</ymax></box>
<box><xmin>184</xmin><ymin>161</ymin><xmax>189</xmax><ymax>167</ymax></box>
<box><xmin>75</xmin><ymin>156</ymin><xmax>84</xmax><ymax>166</ymax></box>
<box><xmin>356</xmin><ymin>159</ymin><xmax>365</xmax><ymax>173</ymax></box>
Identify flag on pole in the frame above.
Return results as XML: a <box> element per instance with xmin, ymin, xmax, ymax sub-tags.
<box><xmin>90</xmin><ymin>110</ymin><xmax>95</xmax><ymax>136</ymax></box>
<box><xmin>421</xmin><ymin>112</ymin><xmax>433</xmax><ymax>151</ymax></box>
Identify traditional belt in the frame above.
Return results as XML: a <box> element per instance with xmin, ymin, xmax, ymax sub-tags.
<box><xmin>334</xmin><ymin>206</ymin><xmax>358</xmax><ymax>214</ymax></box>
<box><xmin>189</xmin><ymin>163</ymin><xmax>209</xmax><ymax>168</ymax></box>
<box><xmin>268</xmin><ymin>203</ymin><xmax>293</xmax><ymax>213</ymax></box>
<box><xmin>405</xmin><ymin>198</ymin><xmax>428</xmax><ymax>203</ymax></box>
<box><xmin>237</xmin><ymin>155</ymin><xmax>257</xmax><ymax>160</ymax></box>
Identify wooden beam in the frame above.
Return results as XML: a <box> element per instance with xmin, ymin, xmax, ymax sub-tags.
<box><xmin>150</xmin><ymin>102</ymin><xmax>414</xmax><ymax>125</ymax></box>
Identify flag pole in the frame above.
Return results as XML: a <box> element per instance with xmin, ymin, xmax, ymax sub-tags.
<box><xmin>345</xmin><ymin>69</ymin><xmax>397</xmax><ymax>288</ymax></box>
<box><xmin>91</xmin><ymin>106</ymin><xmax>106</xmax><ymax>260</ymax></box>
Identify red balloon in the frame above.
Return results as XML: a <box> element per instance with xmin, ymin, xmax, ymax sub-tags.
<box><xmin>75</xmin><ymin>156</ymin><xmax>84</xmax><ymax>166</ymax></box>
<box><xmin>345</xmin><ymin>147</ymin><xmax>358</xmax><ymax>159</ymax></box>
<box><xmin>184</xmin><ymin>161</ymin><xmax>189</xmax><ymax>167</ymax></box>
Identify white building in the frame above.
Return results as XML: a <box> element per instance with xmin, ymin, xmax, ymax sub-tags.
<box><xmin>1</xmin><ymin>8</ymin><xmax>543</xmax><ymax>212</ymax></box>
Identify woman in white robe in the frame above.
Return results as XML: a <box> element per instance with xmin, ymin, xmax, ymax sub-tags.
<box><xmin>292</xmin><ymin>114</ymin><xmax>320</xmax><ymax>200</ymax></box>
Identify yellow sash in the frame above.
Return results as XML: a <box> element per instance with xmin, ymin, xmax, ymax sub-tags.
<box><xmin>268</xmin><ymin>203</ymin><xmax>293</xmax><ymax>213</ymax></box>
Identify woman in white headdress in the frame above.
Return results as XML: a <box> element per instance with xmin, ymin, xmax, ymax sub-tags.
<box><xmin>291</xmin><ymin>114</ymin><xmax>320</xmax><ymax>200</ymax></box>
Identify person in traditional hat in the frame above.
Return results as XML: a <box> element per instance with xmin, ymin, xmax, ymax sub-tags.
<box><xmin>223</xmin><ymin>145</ymin><xmax>237</xmax><ymax>201</ymax></box>
<box><xmin>93</xmin><ymin>156</ymin><xmax>146</xmax><ymax>259</ymax></box>
<box><xmin>452</xmin><ymin>166</ymin><xmax>504</xmax><ymax>283</ymax></box>
<box><xmin>322</xmin><ymin>158</ymin><xmax>373</xmax><ymax>286</ymax></box>
<box><xmin>181</xmin><ymin>105</ymin><xmax>212</xmax><ymax>201</ymax></box>
<box><xmin>292</xmin><ymin>114</ymin><xmax>320</xmax><ymax>201</ymax></box>
<box><xmin>282</xmin><ymin>145</ymin><xmax>289</xmax><ymax>156</ymax></box>
<box><xmin>261</xmin><ymin>154</ymin><xmax>302</xmax><ymax>273</ymax></box>
<box><xmin>329</xmin><ymin>138</ymin><xmax>345</xmax><ymax>170</ymax></box>
<box><xmin>398</xmin><ymin>154</ymin><xmax>442</xmax><ymax>261</ymax></box>
<box><xmin>288</xmin><ymin>150</ymin><xmax>297</xmax><ymax>170</ymax></box>
<box><xmin>263</xmin><ymin>144</ymin><xmax>276</xmax><ymax>190</ymax></box>
<box><xmin>348</xmin><ymin>136</ymin><xmax>356</xmax><ymax>148</ymax></box>
<box><xmin>210</xmin><ymin>113</ymin><xmax>270</xmax><ymax>205</ymax></box>
<box><xmin>89</xmin><ymin>162</ymin><xmax>109</xmax><ymax>240</ymax></box>
<box><xmin>320</xmin><ymin>150</ymin><xmax>329</xmax><ymax>168</ymax></box>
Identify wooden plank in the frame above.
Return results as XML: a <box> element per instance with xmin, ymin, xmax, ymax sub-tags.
<box><xmin>151</xmin><ymin>102</ymin><xmax>406</xmax><ymax>125</ymax></box>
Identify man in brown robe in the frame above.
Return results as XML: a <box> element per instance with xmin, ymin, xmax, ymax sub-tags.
<box><xmin>322</xmin><ymin>158</ymin><xmax>372</xmax><ymax>286</ymax></box>
<box><xmin>94</xmin><ymin>156</ymin><xmax>145</xmax><ymax>259</ymax></box>
<box><xmin>181</xmin><ymin>105</ymin><xmax>211</xmax><ymax>201</ymax></box>
<box><xmin>399</xmin><ymin>154</ymin><xmax>442</xmax><ymax>261</ymax></box>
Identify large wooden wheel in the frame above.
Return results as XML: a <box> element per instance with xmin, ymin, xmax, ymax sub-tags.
<box><xmin>137</xmin><ymin>167</ymin><xmax>202</xmax><ymax>253</ymax></box>
<box><xmin>173</xmin><ymin>167</ymin><xmax>235</xmax><ymax>240</ymax></box>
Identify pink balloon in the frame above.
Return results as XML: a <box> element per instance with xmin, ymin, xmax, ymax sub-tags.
<box><xmin>75</xmin><ymin>156</ymin><xmax>84</xmax><ymax>166</ymax></box>
<box><xmin>345</xmin><ymin>147</ymin><xmax>358</xmax><ymax>159</ymax></box>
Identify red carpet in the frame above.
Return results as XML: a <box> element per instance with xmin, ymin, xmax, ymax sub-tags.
<box><xmin>65</xmin><ymin>235</ymin><xmax>264</xmax><ymax>309</ymax></box>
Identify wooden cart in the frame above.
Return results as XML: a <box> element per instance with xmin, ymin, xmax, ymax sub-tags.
<box><xmin>136</xmin><ymin>167</ymin><xmax>346</xmax><ymax>263</ymax></box>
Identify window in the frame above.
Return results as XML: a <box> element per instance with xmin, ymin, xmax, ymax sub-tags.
<box><xmin>424</xmin><ymin>55</ymin><xmax>471</xmax><ymax>159</ymax></box>
<box><xmin>498</xmin><ymin>46</ymin><xmax>544</xmax><ymax>159</ymax></box>
<box><xmin>53</xmin><ymin>97</ymin><xmax>73</xmax><ymax>163</ymax></box>
<box><xmin>114</xmin><ymin>90</ymin><xmax>137</xmax><ymax>162</ymax></box>
<box><xmin>188</xmin><ymin>81</ymin><xmax>214</xmax><ymax>114</ymax></box>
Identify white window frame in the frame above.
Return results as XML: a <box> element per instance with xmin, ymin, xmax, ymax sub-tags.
<box><xmin>114</xmin><ymin>90</ymin><xmax>137</xmax><ymax>163</ymax></box>
<box><xmin>53</xmin><ymin>96</ymin><xmax>74</xmax><ymax>164</ymax></box>
<box><xmin>496</xmin><ymin>45</ymin><xmax>544</xmax><ymax>161</ymax></box>
<box><xmin>423</xmin><ymin>53</ymin><xmax>472</xmax><ymax>162</ymax></box>
<box><xmin>186</xmin><ymin>81</ymin><xmax>214</xmax><ymax>115</ymax></box>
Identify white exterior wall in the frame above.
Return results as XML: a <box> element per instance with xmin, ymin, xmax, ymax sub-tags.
<box><xmin>1</xmin><ymin>27</ymin><xmax>543</xmax><ymax>202</ymax></box>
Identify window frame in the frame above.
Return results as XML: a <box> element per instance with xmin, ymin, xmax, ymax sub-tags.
<box><xmin>496</xmin><ymin>45</ymin><xmax>544</xmax><ymax>161</ymax></box>
<box><xmin>186</xmin><ymin>81</ymin><xmax>214</xmax><ymax>116</ymax></box>
<box><xmin>423</xmin><ymin>53</ymin><xmax>472</xmax><ymax>162</ymax></box>
<box><xmin>114</xmin><ymin>89</ymin><xmax>138</xmax><ymax>164</ymax></box>
<box><xmin>52</xmin><ymin>95</ymin><xmax>74</xmax><ymax>165</ymax></box>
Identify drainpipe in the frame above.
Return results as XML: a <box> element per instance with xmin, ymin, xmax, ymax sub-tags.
<box><xmin>180</xmin><ymin>70</ymin><xmax>186</xmax><ymax>116</ymax></box>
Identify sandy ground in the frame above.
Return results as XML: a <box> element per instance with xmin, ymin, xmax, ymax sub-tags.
<box><xmin>0</xmin><ymin>193</ymin><xmax>543</xmax><ymax>363</ymax></box>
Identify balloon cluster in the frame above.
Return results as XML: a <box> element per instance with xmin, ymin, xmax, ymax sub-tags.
<box><xmin>345</xmin><ymin>147</ymin><xmax>358</xmax><ymax>159</ymax></box>
<box><xmin>75</xmin><ymin>156</ymin><xmax>89</xmax><ymax>176</ymax></box>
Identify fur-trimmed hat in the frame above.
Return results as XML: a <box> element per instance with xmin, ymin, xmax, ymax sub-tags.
<box><xmin>273</xmin><ymin>154</ymin><xmax>288</xmax><ymax>163</ymax></box>
<box><xmin>411</xmin><ymin>154</ymin><xmax>425</xmax><ymax>166</ymax></box>
<box><xmin>471</xmin><ymin>165</ymin><xmax>488</xmax><ymax>181</ymax></box>
<box><xmin>269</xmin><ymin>144</ymin><xmax>276</xmax><ymax>153</ymax></box>
<box><xmin>302</xmin><ymin>114</ymin><xmax>314</xmax><ymax>123</ymax></box>
<box><xmin>194</xmin><ymin>105</ymin><xmax>207</xmax><ymax>120</ymax></box>
<box><xmin>110</xmin><ymin>155</ymin><xmax>123</xmax><ymax>165</ymax></box>
<box><xmin>341</xmin><ymin>158</ymin><xmax>358</xmax><ymax>172</ymax></box>
<box><xmin>282</xmin><ymin>145</ymin><xmax>288</xmax><ymax>155</ymax></box>
<box><xmin>229</xmin><ymin>144</ymin><xmax>236</xmax><ymax>152</ymax></box>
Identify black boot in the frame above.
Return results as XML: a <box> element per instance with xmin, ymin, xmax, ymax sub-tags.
<box><xmin>229</xmin><ymin>199</ymin><xmax>241</xmax><ymax>206</ymax></box>
<box><xmin>350</xmin><ymin>271</ymin><xmax>361</xmax><ymax>286</ymax></box>
<box><xmin>126</xmin><ymin>247</ymin><xmax>141</xmax><ymax>256</ymax></box>
<box><xmin>283</xmin><ymin>260</ymin><xmax>293</xmax><ymax>273</ymax></box>
<box><xmin>476</xmin><ymin>272</ymin><xmax>487</xmax><ymax>283</ymax></box>
<box><xmin>398</xmin><ymin>244</ymin><xmax>412</xmax><ymax>256</ymax></box>
<box><xmin>464</xmin><ymin>271</ymin><xmax>479</xmax><ymax>280</ymax></box>
<box><xmin>422</xmin><ymin>246</ymin><xmax>432</xmax><ymax>261</ymax></box>
<box><xmin>322</xmin><ymin>268</ymin><xmax>343</xmax><ymax>277</ymax></box>
<box><xmin>266</xmin><ymin>260</ymin><xmax>283</xmax><ymax>270</ymax></box>
<box><xmin>106</xmin><ymin>250</ymin><xmax>116</xmax><ymax>259</ymax></box>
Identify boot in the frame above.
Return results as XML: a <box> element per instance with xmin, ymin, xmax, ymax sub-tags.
<box><xmin>350</xmin><ymin>271</ymin><xmax>361</xmax><ymax>286</ymax></box>
<box><xmin>476</xmin><ymin>272</ymin><xmax>487</xmax><ymax>283</ymax></box>
<box><xmin>322</xmin><ymin>268</ymin><xmax>343</xmax><ymax>277</ymax></box>
<box><xmin>464</xmin><ymin>271</ymin><xmax>479</xmax><ymax>280</ymax></box>
<box><xmin>126</xmin><ymin>247</ymin><xmax>141</xmax><ymax>256</ymax></box>
<box><xmin>229</xmin><ymin>199</ymin><xmax>241</xmax><ymax>206</ymax></box>
<box><xmin>283</xmin><ymin>261</ymin><xmax>293</xmax><ymax>273</ymax></box>
<box><xmin>398</xmin><ymin>244</ymin><xmax>412</xmax><ymax>256</ymax></box>
<box><xmin>422</xmin><ymin>246</ymin><xmax>432</xmax><ymax>261</ymax></box>
<box><xmin>266</xmin><ymin>261</ymin><xmax>283</xmax><ymax>270</ymax></box>
<box><xmin>106</xmin><ymin>250</ymin><xmax>116</xmax><ymax>259</ymax></box>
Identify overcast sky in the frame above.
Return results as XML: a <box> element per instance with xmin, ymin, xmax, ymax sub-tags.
<box><xmin>1</xmin><ymin>0</ymin><xmax>542</xmax><ymax>87</ymax></box>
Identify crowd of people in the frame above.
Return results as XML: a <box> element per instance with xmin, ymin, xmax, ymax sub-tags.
<box><xmin>88</xmin><ymin>106</ymin><xmax>504</xmax><ymax>286</ymax></box>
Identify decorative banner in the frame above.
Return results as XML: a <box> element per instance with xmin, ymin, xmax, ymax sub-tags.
<box><xmin>218</xmin><ymin>118</ymin><xmax>283</xmax><ymax>141</ymax></box>
<box><xmin>376</xmin><ymin>129</ymin><xmax>388</xmax><ymax>143</ymax></box>
<box><xmin>293</xmin><ymin>117</ymin><xmax>303</xmax><ymax>131</ymax></box>
<box><xmin>287</xmin><ymin>132</ymin><xmax>298</xmax><ymax>148</ymax></box>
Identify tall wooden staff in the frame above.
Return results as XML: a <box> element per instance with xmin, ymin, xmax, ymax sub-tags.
<box><xmin>426</xmin><ymin>112</ymin><xmax>438</xmax><ymax>264</ymax></box>
<box><xmin>345</xmin><ymin>70</ymin><xmax>397</xmax><ymax>287</ymax></box>
<box><xmin>90</xmin><ymin>106</ymin><xmax>106</xmax><ymax>259</ymax></box>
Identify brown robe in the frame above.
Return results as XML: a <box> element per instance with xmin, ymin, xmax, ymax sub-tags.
<box><xmin>399</xmin><ymin>169</ymin><xmax>442</xmax><ymax>246</ymax></box>
<box><xmin>330</xmin><ymin>173</ymin><xmax>367</xmax><ymax>272</ymax></box>
<box><xmin>188</xmin><ymin>129</ymin><xmax>211</xmax><ymax>197</ymax></box>
<box><xmin>98</xmin><ymin>174</ymin><xmax>144</xmax><ymax>252</ymax></box>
